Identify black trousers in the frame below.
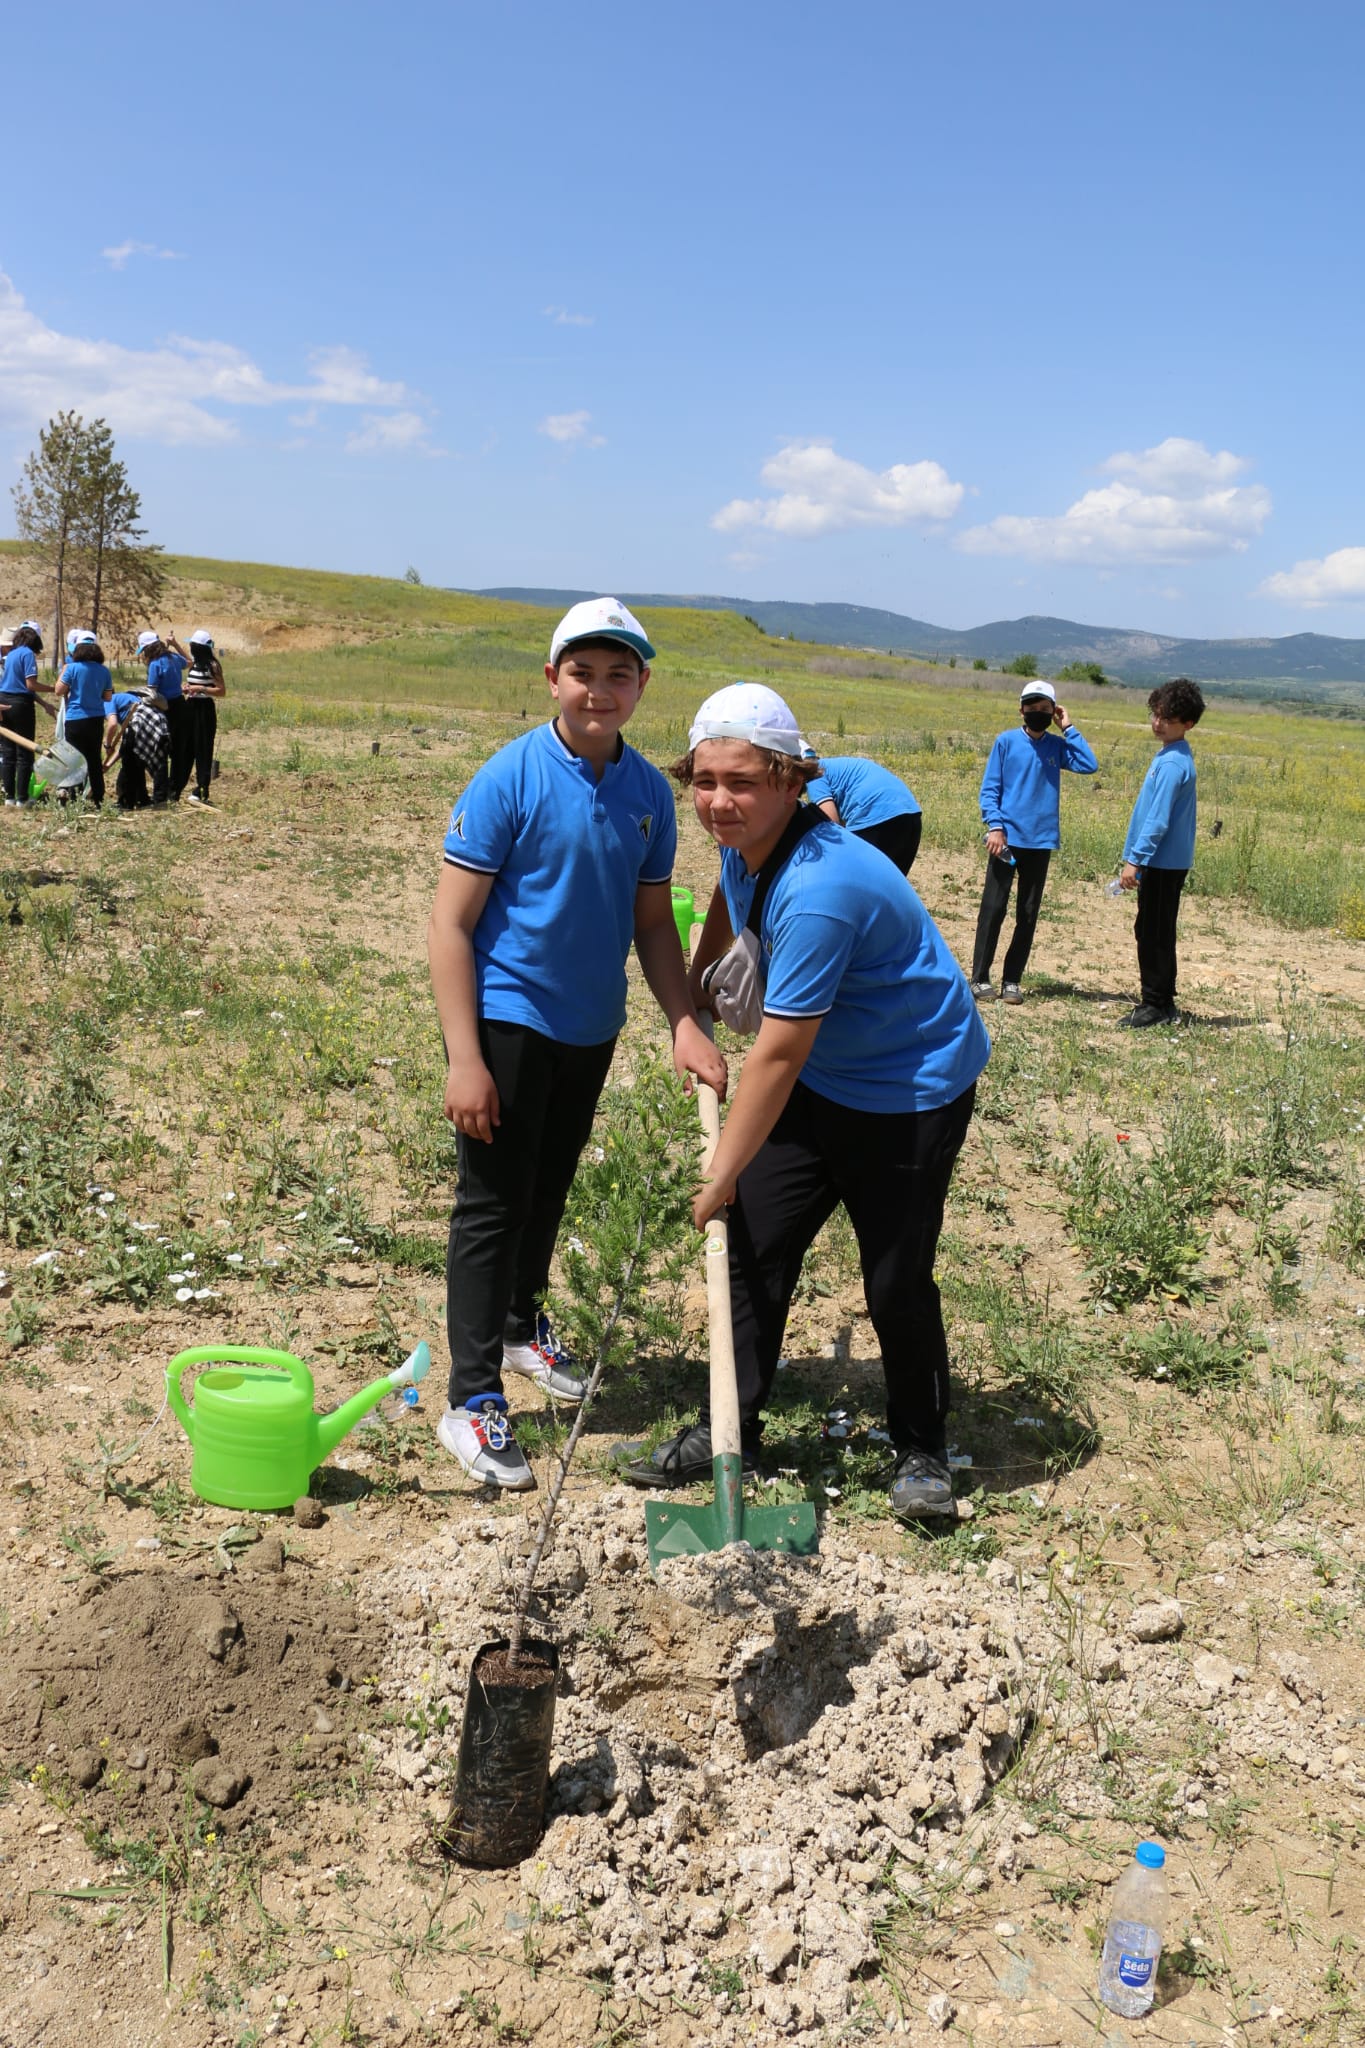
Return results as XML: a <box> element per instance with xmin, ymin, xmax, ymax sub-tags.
<box><xmin>64</xmin><ymin>715</ymin><xmax>106</xmax><ymax>806</ymax></box>
<box><xmin>1134</xmin><ymin>866</ymin><xmax>1187</xmax><ymax>1010</ymax></box>
<box><xmin>972</xmin><ymin>847</ymin><xmax>1052</xmax><ymax>983</ymax></box>
<box><xmin>725</xmin><ymin>1079</ymin><xmax>977</xmax><ymax>1457</ymax></box>
<box><xmin>446</xmin><ymin>1020</ymin><xmax>616</xmax><ymax>1408</ymax></box>
<box><xmin>117</xmin><ymin>737</ymin><xmax>169</xmax><ymax>808</ymax></box>
<box><xmin>164</xmin><ymin>698</ymin><xmax>193</xmax><ymax>798</ymax></box>
<box><xmin>0</xmin><ymin>696</ymin><xmax>36</xmax><ymax>801</ymax></box>
<box><xmin>856</xmin><ymin>811</ymin><xmax>922</xmax><ymax>875</ymax></box>
<box><xmin>188</xmin><ymin>697</ymin><xmax>217</xmax><ymax>798</ymax></box>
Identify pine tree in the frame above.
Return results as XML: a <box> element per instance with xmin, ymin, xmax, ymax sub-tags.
<box><xmin>12</xmin><ymin>413</ymin><xmax>165</xmax><ymax>663</ymax></box>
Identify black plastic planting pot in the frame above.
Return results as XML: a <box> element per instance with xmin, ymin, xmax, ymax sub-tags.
<box><xmin>440</xmin><ymin>1637</ymin><xmax>559</xmax><ymax>1867</ymax></box>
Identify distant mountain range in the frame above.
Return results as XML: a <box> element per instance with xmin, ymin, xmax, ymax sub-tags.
<box><xmin>477</xmin><ymin>588</ymin><xmax>1365</xmax><ymax>694</ymax></box>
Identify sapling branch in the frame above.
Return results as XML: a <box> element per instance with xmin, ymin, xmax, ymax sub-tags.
<box><xmin>507</xmin><ymin>1198</ymin><xmax>651</xmax><ymax>1668</ymax></box>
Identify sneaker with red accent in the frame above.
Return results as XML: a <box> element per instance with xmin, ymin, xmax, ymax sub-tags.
<box><xmin>502</xmin><ymin>1314</ymin><xmax>587</xmax><ymax>1402</ymax></box>
<box><xmin>436</xmin><ymin>1395</ymin><xmax>535</xmax><ymax>1489</ymax></box>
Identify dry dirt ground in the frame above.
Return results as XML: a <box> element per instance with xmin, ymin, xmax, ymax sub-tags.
<box><xmin>1</xmin><ymin>721</ymin><xmax>1364</xmax><ymax>2048</ymax></box>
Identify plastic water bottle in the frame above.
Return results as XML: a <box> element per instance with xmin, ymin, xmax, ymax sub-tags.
<box><xmin>1098</xmin><ymin>1841</ymin><xmax>1169</xmax><ymax>2018</ymax></box>
<box><xmin>1105</xmin><ymin>878</ymin><xmax>1125</xmax><ymax>898</ymax></box>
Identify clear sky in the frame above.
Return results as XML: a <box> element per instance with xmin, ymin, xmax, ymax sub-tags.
<box><xmin>4</xmin><ymin>0</ymin><xmax>1364</xmax><ymax>639</ymax></box>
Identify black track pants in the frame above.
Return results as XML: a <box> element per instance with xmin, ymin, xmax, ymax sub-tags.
<box><xmin>855</xmin><ymin>811</ymin><xmax>922</xmax><ymax>875</ymax></box>
<box><xmin>1134</xmin><ymin>866</ymin><xmax>1187</xmax><ymax>1011</ymax></box>
<box><xmin>445</xmin><ymin>1020</ymin><xmax>616</xmax><ymax>1409</ymax></box>
<box><xmin>0</xmin><ymin>696</ymin><xmax>37</xmax><ymax>801</ymax></box>
<box><xmin>188</xmin><ymin>697</ymin><xmax>217</xmax><ymax>799</ymax></box>
<box><xmin>64</xmin><ymin>715</ymin><xmax>106</xmax><ymax>805</ymax></box>
<box><xmin>724</xmin><ymin>1079</ymin><xmax>977</xmax><ymax>1456</ymax></box>
<box><xmin>971</xmin><ymin>847</ymin><xmax>1052</xmax><ymax>984</ymax></box>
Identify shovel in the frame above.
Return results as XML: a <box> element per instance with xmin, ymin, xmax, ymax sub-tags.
<box><xmin>644</xmin><ymin>1008</ymin><xmax>818</xmax><ymax>1566</ymax></box>
<box><xmin>5</xmin><ymin>725</ymin><xmax>88</xmax><ymax>791</ymax></box>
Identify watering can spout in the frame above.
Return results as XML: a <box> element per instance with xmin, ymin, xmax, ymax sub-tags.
<box><xmin>313</xmin><ymin>1341</ymin><xmax>431</xmax><ymax>1461</ymax></box>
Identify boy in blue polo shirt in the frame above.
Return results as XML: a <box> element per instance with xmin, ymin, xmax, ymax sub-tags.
<box><xmin>624</xmin><ymin>683</ymin><xmax>990</xmax><ymax>1521</ymax></box>
<box><xmin>805</xmin><ymin>754</ymin><xmax>922</xmax><ymax>873</ymax></box>
<box><xmin>1116</xmin><ymin>677</ymin><xmax>1205</xmax><ymax>1028</ymax></box>
<box><xmin>1</xmin><ymin>622</ymin><xmax>53</xmax><ymax>806</ymax></box>
<box><xmin>971</xmin><ymin>683</ymin><xmax>1098</xmax><ymax>1003</ymax></box>
<box><xmin>427</xmin><ymin>599</ymin><xmax>726</xmax><ymax>1489</ymax></box>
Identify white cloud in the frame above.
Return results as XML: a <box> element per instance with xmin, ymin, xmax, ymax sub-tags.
<box><xmin>102</xmin><ymin>240</ymin><xmax>184</xmax><ymax>270</ymax></box>
<box><xmin>711</xmin><ymin>440</ymin><xmax>965</xmax><ymax>539</ymax></box>
<box><xmin>0</xmin><ymin>269</ymin><xmax>421</xmax><ymax>447</ymax></box>
<box><xmin>344</xmin><ymin>410</ymin><xmax>443</xmax><ymax>457</ymax></box>
<box><xmin>958</xmin><ymin>438</ymin><xmax>1270</xmax><ymax>565</ymax></box>
<box><xmin>538</xmin><ymin>409</ymin><xmax>605</xmax><ymax>447</ymax></box>
<box><xmin>543</xmin><ymin>305</ymin><xmax>594</xmax><ymax>327</ymax></box>
<box><xmin>1259</xmin><ymin>546</ymin><xmax>1365</xmax><ymax>607</ymax></box>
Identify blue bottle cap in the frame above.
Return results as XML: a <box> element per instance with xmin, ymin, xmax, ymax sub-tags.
<box><xmin>401</xmin><ymin>1386</ymin><xmax>420</xmax><ymax>1408</ymax></box>
<box><xmin>1135</xmin><ymin>1841</ymin><xmax>1166</xmax><ymax>1868</ymax></box>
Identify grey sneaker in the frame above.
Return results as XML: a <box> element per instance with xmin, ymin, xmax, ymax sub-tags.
<box><xmin>502</xmin><ymin>1313</ymin><xmax>586</xmax><ymax>1402</ymax></box>
<box><xmin>889</xmin><ymin>1448</ymin><xmax>955</xmax><ymax>1521</ymax></box>
<box><xmin>436</xmin><ymin>1396</ymin><xmax>535</xmax><ymax>1489</ymax></box>
<box><xmin>1000</xmin><ymin>982</ymin><xmax>1024</xmax><ymax>1005</ymax></box>
<box><xmin>969</xmin><ymin>980</ymin><xmax>995</xmax><ymax>1001</ymax></box>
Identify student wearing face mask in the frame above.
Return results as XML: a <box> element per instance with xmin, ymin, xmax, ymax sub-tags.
<box><xmin>969</xmin><ymin>683</ymin><xmax>1098</xmax><ymax>1004</ymax></box>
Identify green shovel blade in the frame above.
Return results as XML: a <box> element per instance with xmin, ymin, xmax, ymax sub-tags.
<box><xmin>645</xmin><ymin>1453</ymin><xmax>819</xmax><ymax>1568</ymax></box>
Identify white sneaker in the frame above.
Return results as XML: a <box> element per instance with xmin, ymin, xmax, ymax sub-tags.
<box><xmin>502</xmin><ymin>1314</ymin><xmax>587</xmax><ymax>1402</ymax></box>
<box><xmin>436</xmin><ymin>1396</ymin><xmax>535</xmax><ymax>1489</ymax></box>
<box><xmin>969</xmin><ymin>979</ymin><xmax>995</xmax><ymax>1000</ymax></box>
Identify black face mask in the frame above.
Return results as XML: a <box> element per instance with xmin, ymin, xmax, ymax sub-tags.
<box><xmin>1022</xmin><ymin>708</ymin><xmax>1052</xmax><ymax>732</ymax></box>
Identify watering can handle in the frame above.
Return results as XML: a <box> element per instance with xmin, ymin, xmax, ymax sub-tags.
<box><xmin>165</xmin><ymin>1346</ymin><xmax>313</xmax><ymax>1442</ymax></box>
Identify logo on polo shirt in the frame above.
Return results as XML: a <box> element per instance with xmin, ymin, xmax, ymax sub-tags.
<box><xmin>636</xmin><ymin>813</ymin><xmax>652</xmax><ymax>842</ymax></box>
<box><xmin>449</xmin><ymin>809</ymin><xmax>466</xmax><ymax>839</ymax></box>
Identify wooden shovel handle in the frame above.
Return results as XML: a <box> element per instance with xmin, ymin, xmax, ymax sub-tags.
<box><xmin>693</xmin><ymin>1004</ymin><xmax>742</xmax><ymax>1462</ymax></box>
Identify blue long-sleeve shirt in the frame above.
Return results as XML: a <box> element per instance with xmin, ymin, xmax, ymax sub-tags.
<box><xmin>978</xmin><ymin>725</ymin><xmax>1098</xmax><ymax>851</ymax></box>
<box><xmin>1123</xmin><ymin>738</ymin><xmax>1197</xmax><ymax>870</ymax></box>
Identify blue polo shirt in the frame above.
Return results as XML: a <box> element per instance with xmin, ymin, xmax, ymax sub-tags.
<box><xmin>63</xmin><ymin>660</ymin><xmax>114</xmax><ymax>721</ymax></box>
<box><xmin>1</xmin><ymin>646</ymin><xmax>38</xmax><ymax>697</ymax></box>
<box><xmin>148</xmin><ymin>651</ymin><xmax>187</xmax><ymax>702</ymax></box>
<box><xmin>978</xmin><ymin>725</ymin><xmax>1098</xmax><ymax>850</ymax></box>
<box><xmin>806</xmin><ymin>755</ymin><xmax>920</xmax><ymax>826</ymax></box>
<box><xmin>1124</xmin><ymin>739</ymin><xmax>1197</xmax><ymax>870</ymax></box>
<box><xmin>110</xmin><ymin>691</ymin><xmax>141</xmax><ymax>723</ymax></box>
<box><xmin>720</xmin><ymin>822</ymin><xmax>990</xmax><ymax>1114</ymax></box>
<box><xmin>443</xmin><ymin>720</ymin><xmax>677</xmax><ymax>1046</ymax></box>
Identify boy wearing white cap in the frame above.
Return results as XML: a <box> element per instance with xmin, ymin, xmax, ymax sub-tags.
<box><xmin>1</xmin><ymin>622</ymin><xmax>53</xmax><ymax>806</ymax></box>
<box><xmin>624</xmin><ymin>682</ymin><xmax>990</xmax><ymax>1520</ymax></box>
<box><xmin>970</xmin><ymin>683</ymin><xmax>1097</xmax><ymax>1003</ymax></box>
<box><xmin>427</xmin><ymin>599</ymin><xmax>726</xmax><ymax>1489</ymax></box>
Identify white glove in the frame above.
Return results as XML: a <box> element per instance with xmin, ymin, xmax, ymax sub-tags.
<box><xmin>700</xmin><ymin>930</ymin><xmax>765</xmax><ymax>1035</ymax></box>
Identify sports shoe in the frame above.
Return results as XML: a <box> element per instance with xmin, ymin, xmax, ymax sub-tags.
<box><xmin>616</xmin><ymin>1419</ymin><xmax>758</xmax><ymax>1489</ymax></box>
<box><xmin>1000</xmin><ymin>982</ymin><xmax>1024</xmax><ymax>1005</ymax></box>
<box><xmin>436</xmin><ymin>1395</ymin><xmax>535</xmax><ymax>1489</ymax></box>
<box><xmin>969</xmin><ymin>980</ymin><xmax>995</xmax><ymax>1001</ymax></box>
<box><xmin>186</xmin><ymin>791</ymin><xmax>207</xmax><ymax>807</ymax></box>
<box><xmin>1118</xmin><ymin>1003</ymin><xmax>1178</xmax><ymax>1029</ymax></box>
<box><xmin>888</xmin><ymin>1447</ymin><xmax>955</xmax><ymax>1520</ymax></box>
<box><xmin>502</xmin><ymin>1313</ymin><xmax>587</xmax><ymax>1402</ymax></box>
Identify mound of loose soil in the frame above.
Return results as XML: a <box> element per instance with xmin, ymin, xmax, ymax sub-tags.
<box><xmin>0</xmin><ymin>1557</ymin><xmax>385</xmax><ymax>1834</ymax></box>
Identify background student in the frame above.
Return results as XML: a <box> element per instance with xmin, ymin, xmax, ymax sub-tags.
<box><xmin>137</xmin><ymin>630</ymin><xmax>192</xmax><ymax>798</ymax></box>
<box><xmin>56</xmin><ymin>630</ymin><xmax>114</xmax><ymax>805</ymax></box>
<box><xmin>1</xmin><ymin>622</ymin><xmax>54</xmax><ymax>807</ymax></box>
<box><xmin>971</xmin><ymin>682</ymin><xmax>1098</xmax><ymax>1004</ymax></box>
<box><xmin>1116</xmin><ymin>678</ymin><xmax>1206</xmax><ymax>1028</ymax></box>
<box><xmin>804</xmin><ymin>754</ymin><xmax>923</xmax><ymax>873</ymax></box>
<box><xmin>184</xmin><ymin>629</ymin><xmax>225</xmax><ymax>807</ymax></box>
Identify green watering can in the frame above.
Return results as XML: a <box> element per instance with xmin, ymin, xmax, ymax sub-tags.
<box><xmin>166</xmin><ymin>1341</ymin><xmax>431</xmax><ymax>1511</ymax></box>
<box><xmin>670</xmin><ymin>886</ymin><xmax>694</xmax><ymax>949</ymax></box>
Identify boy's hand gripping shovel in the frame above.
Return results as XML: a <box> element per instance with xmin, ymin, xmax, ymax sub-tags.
<box><xmin>644</xmin><ymin>1011</ymin><xmax>818</xmax><ymax>1567</ymax></box>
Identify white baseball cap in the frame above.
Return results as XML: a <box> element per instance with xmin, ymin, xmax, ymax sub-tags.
<box><xmin>20</xmin><ymin>619</ymin><xmax>43</xmax><ymax>637</ymax></box>
<box><xmin>189</xmin><ymin>627</ymin><xmax>214</xmax><ymax>648</ymax></box>
<box><xmin>549</xmin><ymin>597</ymin><xmax>655</xmax><ymax>667</ymax></box>
<box><xmin>688</xmin><ymin>682</ymin><xmax>816</xmax><ymax>759</ymax></box>
<box><xmin>137</xmin><ymin>630</ymin><xmax>161</xmax><ymax>653</ymax></box>
<box><xmin>73</xmin><ymin>627</ymin><xmax>98</xmax><ymax>649</ymax></box>
<box><xmin>1019</xmin><ymin>680</ymin><xmax>1056</xmax><ymax>704</ymax></box>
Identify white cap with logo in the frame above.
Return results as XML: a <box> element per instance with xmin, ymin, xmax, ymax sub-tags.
<box><xmin>137</xmin><ymin>630</ymin><xmax>161</xmax><ymax>654</ymax></box>
<box><xmin>688</xmin><ymin>682</ymin><xmax>816</xmax><ymax>759</ymax></box>
<box><xmin>1019</xmin><ymin>680</ymin><xmax>1056</xmax><ymax>704</ymax></box>
<box><xmin>549</xmin><ymin>597</ymin><xmax>656</xmax><ymax>667</ymax></box>
<box><xmin>189</xmin><ymin>627</ymin><xmax>215</xmax><ymax>648</ymax></box>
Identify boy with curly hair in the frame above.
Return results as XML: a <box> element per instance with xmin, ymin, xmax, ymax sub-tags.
<box><xmin>1116</xmin><ymin>677</ymin><xmax>1206</xmax><ymax>1027</ymax></box>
